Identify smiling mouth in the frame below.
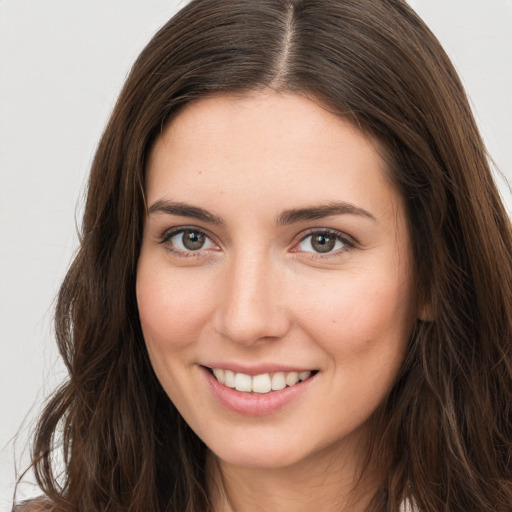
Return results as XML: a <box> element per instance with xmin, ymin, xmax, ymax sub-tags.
<box><xmin>207</xmin><ymin>367</ymin><xmax>318</xmax><ymax>394</ymax></box>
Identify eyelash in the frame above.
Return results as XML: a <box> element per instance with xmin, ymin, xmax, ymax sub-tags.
<box><xmin>158</xmin><ymin>226</ymin><xmax>219</xmax><ymax>258</ymax></box>
<box><xmin>158</xmin><ymin>227</ymin><xmax>355</xmax><ymax>259</ymax></box>
<box><xmin>294</xmin><ymin>228</ymin><xmax>355</xmax><ymax>259</ymax></box>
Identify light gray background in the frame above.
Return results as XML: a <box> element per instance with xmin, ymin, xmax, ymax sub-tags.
<box><xmin>1</xmin><ymin>1</ymin><xmax>511</xmax><ymax>509</ymax></box>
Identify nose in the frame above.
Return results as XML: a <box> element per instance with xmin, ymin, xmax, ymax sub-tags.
<box><xmin>213</xmin><ymin>252</ymin><xmax>291</xmax><ymax>345</ymax></box>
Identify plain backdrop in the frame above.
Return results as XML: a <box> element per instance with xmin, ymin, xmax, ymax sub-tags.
<box><xmin>1</xmin><ymin>0</ymin><xmax>511</xmax><ymax>509</ymax></box>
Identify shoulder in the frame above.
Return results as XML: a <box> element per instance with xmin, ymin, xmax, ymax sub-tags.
<box><xmin>12</xmin><ymin>498</ymin><xmax>56</xmax><ymax>512</ymax></box>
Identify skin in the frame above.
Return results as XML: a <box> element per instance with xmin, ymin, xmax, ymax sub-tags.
<box><xmin>137</xmin><ymin>91</ymin><xmax>419</xmax><ymax>511</ymax></box>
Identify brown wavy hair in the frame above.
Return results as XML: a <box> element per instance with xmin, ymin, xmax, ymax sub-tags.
<box><xmin>17</xmin><ymin>0</ymin><xmax>512</xmax><ymax>510</ymax></box>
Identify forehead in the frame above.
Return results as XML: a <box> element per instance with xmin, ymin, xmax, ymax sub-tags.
<box><xmin>153</xmin><ymin>92</ymin><xmax>381</xmax><ymax>156</ymax></box>
<box><xmin>145</xmin><ymin>91</ymin><xmax>402</xmax><ymax>224</ymax></box>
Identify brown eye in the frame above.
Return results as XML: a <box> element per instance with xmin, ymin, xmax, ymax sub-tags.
<box><xmin>181</xmin><ymin>230</ymin><xmax>206</xmax><ymax>250</ymax></box>
<box><xmin>311</xmin><ymin>234</ymin><xmax>336</xmax><ymax>253</ymax></box>
<box><xmin>164</xmin><ymin>228</ymin><xmax>217</xmax><ymax>254</ymax></box>
<box><xmin>296</xmin><ymin>231</ymin><xmax>349</xmax><ymax>255</ymax></box>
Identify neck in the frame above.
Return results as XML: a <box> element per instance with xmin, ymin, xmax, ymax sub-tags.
<box><xmin>207</xmin><ymin>440</ymin><xmax>382</xmax><ymax>512</ymax></box>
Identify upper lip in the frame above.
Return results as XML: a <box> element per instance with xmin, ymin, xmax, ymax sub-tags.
<box><xmin>201</xmin><ymin>362</ymin><xmax>316</xmax><ymax>376</ymax></box>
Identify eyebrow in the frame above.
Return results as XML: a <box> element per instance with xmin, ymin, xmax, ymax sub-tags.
<box><xmin>148</xmin><ymin>200</ymin><xmax>225</xmax><ymax>224</ymax></box>
<box><xmin>148</xmin><ymin>199</ymin><xmax>376</xmax><ymax>225</ymax></box>
<box><xmin>275</xmin><ymin>201</ymin><xmax>376</xmax><ymax>225</ymax></box>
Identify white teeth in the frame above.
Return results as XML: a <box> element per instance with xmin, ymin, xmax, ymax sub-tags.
<box><xmin>213</xmin><ymin>368</ymin><xmax>225</xmax><ymax>384</ymax></box>
<box><xmin>271</xmin><ymin>372</ymin><xmax>286</xmax><ymax>391</ymax></box>
<box><xmin>211</xmin><ymin>368</ymin><xmax>313</xmax><ymax>393</ymax></box>
<box><xmin>285</xmin><ymin>371</ymin><xmax>299</xmax><ymax>386</ymax></box>
<box><xmin>252</xmin><ymin>373</ymin><xmax>272</xmax><ymax>393</ymax></box>
<box><xmin>234</xmin><ymin>372</ymin><xmax>252</xmax><ymax>392</ymax></box>
<box><xmin>224</xmin><ymin>369</ymin><xmax>235</xmax><ymax>388</ymax></box>
<box><xmin>298</xmin><ymin>371</ymin><xmax>311</xmax><ymax>382</ymax></box>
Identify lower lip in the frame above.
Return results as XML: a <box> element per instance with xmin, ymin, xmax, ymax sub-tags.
<box><xmin>202</xmin><ymin>367</ymin><xmax>317</xmax><ymax>416</ymax></box>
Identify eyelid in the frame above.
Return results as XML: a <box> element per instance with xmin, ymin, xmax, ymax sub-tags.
<box><xmin>158</xmin><ymin>225</ymin><xmax>220</xmax><ymax>255</ymax></box>
<box><xmin>156</xmin><ymin>225</ymin><xmax>356</xmax><ymax>259</ymax></box>
<box><xmin>291</xmin><ymin>228</ymin><xmax>356</xmax><ymax>256</ymax></box>
<box><xmin>297</xmin><ymin>227</ymin><xmax>357</xmax><ymax>244</ymax></box>
<box><xmin>158</xmin><ymin>224</ymin><xmax>215</xmax><ymax>240</ymax></box>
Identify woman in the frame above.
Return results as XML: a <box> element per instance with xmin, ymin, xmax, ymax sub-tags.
<box><xmin>16</xmin><ymin>0</ymin><xmax>512</xmax><ymax>510</ymax></box>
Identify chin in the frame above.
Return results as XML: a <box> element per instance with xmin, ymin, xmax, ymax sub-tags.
<box><xmin>204</xmin><ymin>427</ymin><xmax>347</xmax><ymax>472</ymax></box>
<box><xmin>213</xmin><ymin>446</ymin><xmax>305</xmax><ymax>469</ymax></box>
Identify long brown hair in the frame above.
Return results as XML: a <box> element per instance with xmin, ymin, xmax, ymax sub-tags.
<box><xmin>19</xmin><ymin>0</ymin><xmax>512</xmax><ymax>510</ymax></box>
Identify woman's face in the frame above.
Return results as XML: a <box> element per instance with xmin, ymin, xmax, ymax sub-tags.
<box><xmin>137</xmin><ymin>92</ymin><xmax>418</xmax><ymax>469</ymax></box>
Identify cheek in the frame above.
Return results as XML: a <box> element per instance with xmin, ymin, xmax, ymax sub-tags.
<box><xmin>136</xmin><ymin>258</ymin><xmax>215</xmax><ymax>351</ymax></box>
<box><xmin>294</xmin><ymin>269</ymin><xmax>415</xmax><ymax>358</ymax></box>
